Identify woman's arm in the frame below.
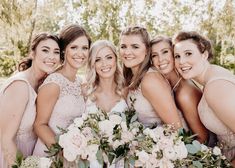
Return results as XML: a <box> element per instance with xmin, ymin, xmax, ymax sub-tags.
<box><xmin>0</xmin><ymin>81</ymin><xmax>29</xmax><ymax>166</ymax></box>
<box><xmin>176</xmin><ymin>80</ymin><xmax>208</xmax><ymax>143</ymax></box>
<box><xmin>141</xmin><ymin>72</ymin><xmax>182</xmax><ymax>129</ymax></box>
<box><xmin>204</xmin><ymin>79</ymin><xmax>235</xmax><ymax>133</ymax></box>
<box><xmin>33</xmin><ymin>83</ymin><xmax>60</xmax><ymax>147</ymax></box>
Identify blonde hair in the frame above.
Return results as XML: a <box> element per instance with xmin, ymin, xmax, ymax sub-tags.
<box><xmin>86</xmin><ymin>40</ymin><xmax>124</xmax><ymax>100</ymax></box>
<box><xmin>120</xmin><ymin>26</ymin><xmax>151</xmax><ymax>90</ymax></box>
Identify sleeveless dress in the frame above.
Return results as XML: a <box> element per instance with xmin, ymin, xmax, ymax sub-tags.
<box><xmin>86</xmin><ymin>98</ymin><xmax>128</xmax><ymax>168</ymax></box>
<box><xmin>127</xmin><ymin>68</ymin><xmax>188</xmax><ymax>129</ymax></box>
<box><xmin>33</xmin><ymin>73</ymin><xmax>86</xmax><ymax>158</ymax></box>
<box><xmin>0</xmin><ymin>73</ymin><xmax>37</xmax><ymax>168</ymax></box>
<box><xmin>198</xmin><ymin>76</ymin><xmax>235</xmax><ymax>161</ymax></box>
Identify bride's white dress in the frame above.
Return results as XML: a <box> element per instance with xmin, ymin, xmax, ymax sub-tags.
<box><xmin>86</xmin><ymin>98</ymin><xmax>128</xmax><ymax>168</ymax></box>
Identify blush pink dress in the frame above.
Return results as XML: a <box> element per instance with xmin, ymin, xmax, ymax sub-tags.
<box><xmin>0</xmin><ymin>73</ymin><xmax>37</xmax><ymax>168</ymax></box>
<box><xmin>198</xmin><ymin>76</ymin><xmax>235</xmax><ymax>161</ymax></box>
<box><xmin>33</xmin><ymin>73</ymin><xmax>86</xmax><ymax>159</ymax></box>
<box><xmin>127</xmin><ymin>68</ymin><xmax>188</xmax><ymax>129</ymax></box>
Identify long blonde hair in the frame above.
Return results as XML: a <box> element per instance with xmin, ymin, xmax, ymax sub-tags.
<box><xmin>86</xmin><ymin>40</ymin><xmax>124</xmax><ymax>100</ymax></box>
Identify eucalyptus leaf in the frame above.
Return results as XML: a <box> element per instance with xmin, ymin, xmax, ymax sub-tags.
<box><xmin>186</xmin><ymin>144</ymin><xmax>199</xmax><ymax>154</ymax></box>
<box><xmin>192</xmin><ymin>140</ymin><xmax>201</xmax><ymax>151</ymax></box>
<box><xmin>96</xmin><ymin>149</ymin><xmax>104</xmax><ymax>165</ymax></box>
<box><xmin>193</xmin><ymin>161</ymin><xmax>203</xmax><ymax>168</ymax></box>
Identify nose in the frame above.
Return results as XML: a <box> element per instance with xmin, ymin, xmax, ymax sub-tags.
<box><xmin>123</xmin><ymin>48</ymin><xmax>131</xmax><ymax>55</ymax></box>
<box><xmin>158</xmin><ymin>55</ymin><xmax>164</xmax><ymax>62</ymax></box>
<box><xmin>178</xmin><ymin>56</ymin><xmax>186</xmax><ymax>65</ymax></box>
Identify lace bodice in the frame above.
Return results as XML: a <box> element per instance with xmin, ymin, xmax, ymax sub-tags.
<box><xmin>39</xmin><ymin>72</ymin><xmax>86</xmax><ymax>134</ymax></box>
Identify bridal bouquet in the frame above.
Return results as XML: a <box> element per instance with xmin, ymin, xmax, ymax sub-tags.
<box><xmin>50</xmin><ymin>104</ymin><xmax>144</xmax><ymax>167</ymax></box>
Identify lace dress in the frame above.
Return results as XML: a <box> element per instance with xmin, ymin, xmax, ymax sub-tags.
<box><xmin>127</xmin><ymin>68</ymin><xmax>188</xmax><ymax>129</ymax></box>
<box><xmin>86</xmin><ymin>98</ymin><xmax>128</xmax><ymax>168</ymax></box>
<box><xmin>0</xmin><ymin>73</ymin><xmax>37</xmax><ymax>168</ymax></box>
<box><xmin>33</xmin><ymin>73</ymin><xmax>86</xmax><ymax>158</ymax></box>
<box><xmin>198</xmin><ymin>76</ymin><xmax>235</xmax><ymax>161</ymax></box>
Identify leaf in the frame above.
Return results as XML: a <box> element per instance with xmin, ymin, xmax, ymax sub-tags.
<box><xmin>108</xmin><ymin>152</ymin><xmax>115</xmax><ymax>164</ymax></box>
<box><xmin>193</xmin><ymin>161</ymin><xmax>203</xmax><ymax>168</ymax></box>
<box><xmin>192</xmin><ymin>140</ymin><xmax>201</xmax><ymax>151</ymax></box>
<box><xmin>130</xmin><ymin>113</ymin><xmax>138</xmax><ymax>123</ymax></box>
<box><xmin>186</xmin><ymin>144</ymin><xmax>200</xmax><ymax>154</ymax></box>
<box><xmin>96</xmin><ymin>149</ymin><xmax>104</xmax><ymax>165</ymax></box>
<box><xmin>78</xmin><ymin>160</ymin><xmax>86</xmax><ymax>168</ymax></box>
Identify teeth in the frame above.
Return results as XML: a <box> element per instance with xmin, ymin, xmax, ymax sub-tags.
<box><xmin>181</xmin><ymin>67</ymin><xmax>191</xmax><ymax>72</ymax></box>
<box><xmin>74</xmin><ymin>58</ymin><xmax>84</xmax><ymax>62</ymax></box>
<box><xmin>125</xmin><ymin>57</ymin><xmax>134</xmax><ymax>60</ymax></box>
<box><xmin>101</xmin><ymin>68</ymin><xmax>111</xmax><ymax>72</ymax></box>
<box><xmin>159</xmin><ymin>64</ymin><xmax>168</xmax><ymax>69</ymax></box>
<box><xmin>45</xmin><ymin>62</ymin><xmax>55</xmax><ymax>66</ymax></box>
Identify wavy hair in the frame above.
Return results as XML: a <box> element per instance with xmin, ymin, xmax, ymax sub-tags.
<box><xmin>86</xmin><ymin>40</ymin><xmax>124</xmax><ymax>100</ymax></box>
<box><xmin>120</xmin><ymin>26</ymin><xmax>151</xmax><ymax>90</ymax></box>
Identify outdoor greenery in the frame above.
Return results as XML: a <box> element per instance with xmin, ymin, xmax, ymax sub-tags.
<box><xmin>0</xmin><ymin>0</ymin><xmax>235</xmax><ymax>77</ymax></box>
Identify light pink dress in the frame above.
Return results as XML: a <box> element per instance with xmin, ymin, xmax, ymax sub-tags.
<box><xmin>127</xmin><ymin>68</ymin><xmax>188</xmax><ymax>129</ymax></box>
<box><xmin>0</xmin><ymin>73</ymin><xmax>37</xmax><ymax>168</ymax></box>
<box><xmin>33</xmin><ymin>73</ymin><xmax>86</xmax><ymax>158</ymax></box>
<box><xmin>198</xmin><ymin>76</ymin><xmax>235</xmax><ymax>161</ymax></box>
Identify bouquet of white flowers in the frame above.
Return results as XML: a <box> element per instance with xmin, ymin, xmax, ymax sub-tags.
<box><xmin>48</xmin><ymin>104</ymin><xmax>143</xmax><ymax>168</ymax></box>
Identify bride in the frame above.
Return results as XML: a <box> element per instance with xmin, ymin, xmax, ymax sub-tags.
<box><xmin>84</xmin><ymin>40</ymin><xmax>127</xmax><ymax>167</ymax></box>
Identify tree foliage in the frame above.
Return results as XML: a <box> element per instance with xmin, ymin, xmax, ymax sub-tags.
<box><xmin>0</xmin><ymin>0</ymin><xmax>234</xmax><ymax>77</ymax></box>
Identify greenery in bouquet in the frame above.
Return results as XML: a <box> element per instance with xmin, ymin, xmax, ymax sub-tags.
<box><xmin>47</xmin><ymin>98</ymin><xmax>144</xmax><ymax>168</ymax></box>
<box><xmin>12</xmin><ymin>151</ymin><xmax>52</xmax><ymax>168</ymax></box>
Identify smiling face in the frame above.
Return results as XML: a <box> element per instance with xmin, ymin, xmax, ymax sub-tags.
<box><xmin>119</xmin><ymin>35</ymin><xmax>147</xmax><ymax>73</ymax></box>
<box><xmin>95</xmin><ymin>47</ymin><xmax>117</xmax><ymax>79</ymax></box>
<box><xmin>151</xmin><ymin>41</ymin><xmax>174</xmax><ymax>75</ymax></box>
<box><xmin>33</xmin><ymin>38</ymin><xmax>60</xmax><ymax>73</ymax></box>
<box><xmin>174</xmin><ymin>40</ymin><xmax>208</xmax><ymax>79</ymax></box>
<box><xmin>64</xmin><ymin>35</ymin><xmax>89</xmax><ymax>70</ymax></box>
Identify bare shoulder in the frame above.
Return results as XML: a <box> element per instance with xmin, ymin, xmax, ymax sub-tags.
<box><xmin>38</xmin><ymin>82</ymin><xmax>60</xmax><ymax>97</ymax></box>
<box><xmin>3</xmin><ymin>80</ymin><xmax>29</xmax><ymax>97</ymax></box>
<box><xmin>141</xmin><ymin>71</ymin><xmax>167</xmax><ymax>90</ymax></box>
<box><xmin>176</xmin><ymin>79</ymin><xmax>202</xmax><ymax>103</ymax></box>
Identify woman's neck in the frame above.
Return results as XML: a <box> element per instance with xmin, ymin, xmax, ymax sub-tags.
<box><xmin>194</xmin><ymin>62</ymin><xmax>210</xmax><ymax>86</ymax></box>
<box><xmin>24</xmin><ymin>66</ymin><xmax>46</xmax><ymax>91</ymax></box>
<box><xmin>97</xmin><ymin>77</ymin><xmax>116</xmax><ymax>95</ymax></box>
<box><xmin>59</xmin><ymin>64</ymin><xmax>78</xmax><ymax>82</ymax></box>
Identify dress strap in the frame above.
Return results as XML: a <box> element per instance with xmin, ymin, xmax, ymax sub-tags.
<box><xmin>172</xmin><ymin>77</ymin><xmax>182</xmax><ymax>92</ymax></box>
<box><xmin>206</xmin><ymin>77</ymin><xmax>235</xmax><ymax>86</ymax></box>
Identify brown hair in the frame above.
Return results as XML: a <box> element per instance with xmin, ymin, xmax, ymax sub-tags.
<box><xmin>59</xmin><ymin>24</ymin><xmax>92</xmax><ymax>62</ymax></box>
<box><xmin>120</xmin><ymin>26</ymin><xmax>151</xmax><ymax>90</ymax></box>
<box><xmin>18</xmin><ymin>33</ymin><xmax>60</xmax><ymax>71</ymax></box>
<box><xmin>173</xmin><ymin>31</ymin><xmax>213</xmax><ymax>60</ymax></box>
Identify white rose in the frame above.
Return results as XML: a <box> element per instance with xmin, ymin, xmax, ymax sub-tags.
<box><xmin>63</xmin><ymin>147</ymin><xmax>78</xmax><ymax>162</ymax></box>
<box><xmin>121</xmin><ymin>131</ymin><xmax>134</xmax><ymax>143</ymax></box>
<box><xmin>213</xmin><ymin>146</ymin><xmax>221</xmax><ymax>156</ymax></box>
<box><xmin>136</xmin><ymin>150</ymin><xmax>149</xmax><ymax>164</ymax></box>
<box><xmin>158</xmin><ymin>158</ymin><xmax>174</xmax><ymax>168</ymax></box>
<box><xmin>73</xmin><ymin>117</ymin><xmax>84</xmax><ymax>127</ymax></box>
<box><xmin>39</xmin><ymin>157</ymin><xmax>52</xmax><ymax>168</ymax></box>
<box><xmin>174</xmin><ymin>142</ymin><xmax>188</xmax><ymax>159</ymax></box>
<box><xmin>109</xmin><ymin>114</ymin><xmax>122</xmax><ymax>125</ymax></box>
<box><xmin>99</xmin><ymin>120</ymin><xmax>114</xmax><ymax>136</ymax></box>
<box><xmin>163</xmin><ymin>146</ymin><xmax>177</xmax><ymax>160</ymax></box>
<box><xmin>120</xmin><ymin>121</ymin><xmax>128</xmax><ymax>131</ymax></box>
<box><xmin>87</xmin><ymin>144</ymin><xmax>99</xmax><ymax>161</ymax></box>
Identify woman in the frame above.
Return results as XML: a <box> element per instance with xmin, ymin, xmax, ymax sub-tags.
<box><xmin>119</xmin><ymin>26</ymin><xmax>183</xmax><ymax>129</ymax></box>
<box><xmin>173</xmin><ymin>31</ymin><xmax>235</xmax><ymax>165</ymax></box>
<box><xmin>85</xmin><ymin>40</ymin><xmax>127</xmax><ymax>168</ymax></box>
<box><xmin>86</xmin><ymin>40</ymin><xmax>127</xmax><ymax>114</ymax></box>
<box><xmin>0</xmin><ymin>33</ymin><xmax>61</xmax><ymax>167</ymax></box>
<box><xmin>33</xmin><ymin>24</ymin><xmax>91</xmax><ymax>160</ymax></box>
<box><xmin>150</xmin><ymin>35</ymin><xmax>208</xmax><ymax>143</ymax></box>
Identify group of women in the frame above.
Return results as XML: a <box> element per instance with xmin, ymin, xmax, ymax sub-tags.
<box><xmin>0</xmin><ymin>24</ymin><xmax>234</xmax><ymax>167</ymax></box>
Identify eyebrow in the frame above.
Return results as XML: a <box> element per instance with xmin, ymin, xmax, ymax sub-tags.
<box><xmin>42</xmin><ymin>46</ymin><xmax>60</xmax><ymax>50</ymax></box>
<box><xmin>161</xmin><ymin>47</ymin><xmax>170</xmax><ymax>51</ymax></box>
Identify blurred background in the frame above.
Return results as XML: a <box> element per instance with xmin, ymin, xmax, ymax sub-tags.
<box><xmin>0</xmin><ymin>0</ymin><xmax>234</xmax><ymax>83</ymax></box>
